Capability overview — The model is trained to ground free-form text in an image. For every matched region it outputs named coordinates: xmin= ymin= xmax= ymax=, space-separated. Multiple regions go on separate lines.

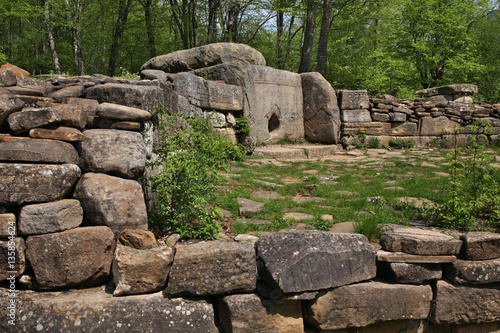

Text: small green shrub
xmin=389 ymin=137 xmax=415 ymax=149
xmin=234 ymin=116 xmax=252 ymax=134
xmin=310 ymin=215 xmax=333 ymax=231
xmin=147 ymin=108 xmax=247 ymax=239
xmin=367 ymin=137 xmax=380 ymax=149
xmin=354 ymin=216 xmax=383 ymax=242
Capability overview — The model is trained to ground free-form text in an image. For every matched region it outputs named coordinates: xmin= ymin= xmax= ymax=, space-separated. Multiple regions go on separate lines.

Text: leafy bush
xmin=367 ymin=137 xmax=380 ymax=149
xmin=310 ymin=215 xmax=333 ymax=231
xmin=234 ymin=116 xmax=252 ymax=134
xmin=0 ymin=51 xmax=6 ymax=65
xmin=147 ymin=108 xmax=247 ymax=239
xmin=389 ymin=137 xmax=415 ymax=149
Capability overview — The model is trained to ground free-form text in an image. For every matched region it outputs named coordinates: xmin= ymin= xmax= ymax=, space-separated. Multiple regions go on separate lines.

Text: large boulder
xmin=304 ymin=281 xmax=432 ymax=330
xmin=341 ymin=109 xmax=372 ymax=122
xmin=96 ymin=102 xmax=152 ymax=122
xmin=255 ymin=230 xmax=376 ymax=294
xmin=7 ymin=107 xmax=61 ymax=134
xmin=0 ymin=163 xmax=81 ymax=205
xmin=444 ymin=259 xmax=500 ymax=285
xmin=25 ymin=226 xmax=115 ymax=290
xmin=300 ymin=72 xmax=340 ymax=144
xmin=0 ymin=88 xmax=24 ymax=129
xmin=73 ymin=173 xmax=148 ymax=233
xmin=47 ymin=84 xmax=84 ymax=100
xmin=18 ymin=199 xmax=83 ymax=235
xmin=218 ymin=293 xmax=303 ymax=333
xmin=338 ymin=90 xmax=370 ymax=110
xmin=0 ymin=237 xmax=25 ymax=280
xmin=2 ymin=288 xmax=218 ymax=332
xmin=0 ymin=138 xmax=79 ymax=164
xmin=49 ymin=103 xmax=87 ymax=129
xmin=419 ymin=116 xmax=460 ymax=136
xmin=79 ymin=129 xmax=146 ymax=179
xmin=0 ymin=63 xmax=30 ymax=78
xmin=416 ymin=84 xmax=478 ymax=97
xmin=165 ymin=241 xmax=257 ymax=296
xmin=29 ymin=126 xmax=84 ymax=142
xmin=112 ymin=244 xmax=174 ymax=296
xmin=0 ymin=68 xmax=17 ymax=87
xmin=141 ymin=42 xmax=266 ymax=72
xmin=118 ymin=228 xmax=158 ymax=249
xmin=378 ymin=262 xmax=442 ymax=284
xmin=460 ymin=231 xmax=500 ymax=260
xmin=432 ymin=280 xmax=500 ymax=324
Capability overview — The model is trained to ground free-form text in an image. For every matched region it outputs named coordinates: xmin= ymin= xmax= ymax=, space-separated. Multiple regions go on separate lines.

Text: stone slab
xmin=377 ymin=250 xmax=457 ymax=263
xmin=237 ymin=198 xmax=264 ymax=217
xmin=7 ymin=107 xmax=61 ymax=133
xmin=0 ymin=213 xmax=16 ymax=237
xmin=339 ymin=90 xmax=370 ymax=110
xmin=0 ymin=237 xmax=25 ymax=280
xmin=0 ymin=138 xmax=79 ymax=164
xmin=444 ymin=259 xmax=500 ymax=285
xmin=29 ymin=126 xmax=84 ymax=142
xmin=378 ymin=261 xmax=442 ymax=284
xmin=460 ymin=231 xmax=500 ymax=260
xmin=96 ymin=102 xmax=152 ymax=122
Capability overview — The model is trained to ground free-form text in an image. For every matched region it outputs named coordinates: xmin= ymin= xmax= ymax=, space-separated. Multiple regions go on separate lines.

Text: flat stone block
xmin=0 ymin=237 xmax=25 ymax=280
xmin=7 ymin=107 xmax=61 ymax=133
xmin=444 ymin=259 xmax=500 ymax=285
xmin=0 ymin=213 xmax=16 ymax=237
xmin=460 ymin=231 xmax=500 ymax=260
xmin=377 ymin=250 xmax=457 ymax=263
xmin=378 ymin=261 xmax=442 ymax=284
xmin=0 ymin=138 xmax=79 ymax=164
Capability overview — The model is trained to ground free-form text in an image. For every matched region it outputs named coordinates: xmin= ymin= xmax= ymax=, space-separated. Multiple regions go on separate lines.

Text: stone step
xmin=253 ymin=144 xmax=340 ymax=159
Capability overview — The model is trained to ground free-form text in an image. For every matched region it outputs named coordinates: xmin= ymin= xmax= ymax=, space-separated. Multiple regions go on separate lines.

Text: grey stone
xmin=47 ymin=84 xmax=84 ymax=100
xmin=380 ymin=227 xmax=462 ymax=256
xmin=420 ymin=116 xmax=460 ymax=136
xmin=118 ymin=228 xmax=158 ymax=249
xmin=0 ymin=68 xmax=17 ymax=86
xmin=79 ymin=129 xmax=146 ymax=179
xmin=0 ymin=213 xmax=16 ymax=237
xmin=304 ymin=281 xmax=432 ymax=330
xmin=206 ymin=79 xmax=243 ymax=111
xmin=25 ymin=226 xmax=115 ymax=290
xmin=391 ymin=122 xmax=418 ymax=136
xmin=0 ymin=138 xmax=79 ymax=164
xmin=256 ymin=230 xmax=376 ymax=293
xmin=73 ymin=173 xmax=148 ymax=233
xmin=112 ymin=244 xmax=174 ymax=296
xmin=218 ymin=293 xmax=303 ymax=333
xmin=7 ymin=107 xmax=61 ymax=133
xmin=390 ymin=112 xmax=407 ymax=122
xmin=341 ymin=109 xmax=372 ymax=122
xmin=416 ymin=84 xmax=478 ymax=97
xmin=377 ymin=250 xmax=457 ymax=263
xmin=460 ymin=231 xmax=500 ymax=260
xmin=96 ymin=102 xmax=152 ymax=122
xmin=300 ymin=72 xmax=341 ymax=144
xmin=237 ymin=198 xmax=264 ymax=217
xmin=5 ymin=85 xmax=46 ymax=96
xmin=444 ymin=259 xmax=500 ymax=284
xmin=49 ymin=103 xmax=87 ymax=129
xmin=207 ymin=111 xmax=226 ymax=127
xmin=62 ymin=97 xmax=99 ymax=124
xmin=29 ymin=126 xmax=84 ymax=142
xmin=0 ymin=237 xmax=25 ymax=280
xmin=0 ymin=163 xmax=81 ymax=205
xmin=18 ymin=199 xmax=82 ymax=235
xmin=378 ymin=262 xmax=442 ymax=284
xmin=141 ymin=42 xmax=266 ymax=72
xmin=432 ymin=280 xmax=500 ymax=324
xmin=2 ymin=288 xmax=218 ymax=332
xmin=339 ymin=90 xmax=370 ymax=109
xmin=165 ymin=241 xmax=257 ymax=296
xmin=0 ymin=88 xmax=24 ymax=129
xmin=372 ymin=112 xmax=390 ymax=122
xmin=140 ymin=69 xmax=168 ymax=81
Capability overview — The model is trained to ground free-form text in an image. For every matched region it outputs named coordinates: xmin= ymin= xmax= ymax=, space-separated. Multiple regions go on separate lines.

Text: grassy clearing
xmin=216 ymin=147 xmax=500 ymax=241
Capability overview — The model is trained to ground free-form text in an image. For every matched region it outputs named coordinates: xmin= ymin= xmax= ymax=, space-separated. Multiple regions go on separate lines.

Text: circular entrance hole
xmin=268 ymin=114 xmax=280 ymax=133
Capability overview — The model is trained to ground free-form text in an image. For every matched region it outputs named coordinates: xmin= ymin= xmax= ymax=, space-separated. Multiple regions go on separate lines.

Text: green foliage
xmin=354 ymin=216 xmax=383 ymax=242
xmin=148 ymin=107 xmax=246 ymax=239
xmin=234 ymin=116 xmax=252 ymax=134
xmin=425 ymin=121 xmax=500 ymax=230
xmin=310 ymin=215 xmax=333 ymax=231
xmin=0 ymin=51 xmax=6 ymax=65
xmin=389 ymin=138 xmax=415 ymax=149
xmin=367 ymin=137 xmax=381 ymax=149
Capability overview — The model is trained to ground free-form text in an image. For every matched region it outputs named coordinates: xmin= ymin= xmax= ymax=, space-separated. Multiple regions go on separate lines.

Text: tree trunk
xmin=191 ymin=0 xmax=198 ymax=47
xmin=208 ymin=0 xmax=220 ymax=43
xmin=284 ymin=15 xmax=298 ymax=70
xmin=63 ymin=0 xmax=85 ymax=75
xmin=298 ymin=0 xmax=317 ymax=73
xmin=276 ymin=8 xmax=284 ymax=69
xmin=107 ymin=0 xmax=133 ymax=76
xmin=42 ymin=0 xmax=61 ymax=74
xmin=169 ymin=0 xmax=189 ymax=49
xmin=139 ymin=0 xmax=157 ymax=59
xmin=316 ymin=0 xmax=333 ymax=76
xmin=224 ymin=0 xmax=241 ymax=42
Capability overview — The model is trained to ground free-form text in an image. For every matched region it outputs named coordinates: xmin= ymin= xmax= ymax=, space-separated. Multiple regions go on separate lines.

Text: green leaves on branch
xmin=147 ymin=108 xmax=246 ymax=240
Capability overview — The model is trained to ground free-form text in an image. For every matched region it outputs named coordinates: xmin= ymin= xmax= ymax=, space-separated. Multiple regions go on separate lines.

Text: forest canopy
xmin=1 ymin=0 xmax=499 ymax=102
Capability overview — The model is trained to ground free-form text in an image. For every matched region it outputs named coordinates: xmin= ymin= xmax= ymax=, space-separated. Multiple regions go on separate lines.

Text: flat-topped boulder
xmin=379 ymin=227 xmax=462 ymax=256
xmin=0 ymin=138 xmax=79 ymax=164
xmin=256 ymin=230 xmax=376 ymax=293
xmin=165 ymin=241 xmax=257 ymax=296
xmin=460 ymin=231 xmax=500 ymax=260
xmin=25 ymin=226 xmax=115 ymax=290
xmin=96 ymin=102 xmax=152 ymax=122
xmin=1 ymin=288 xmax=218 ymax=332
xmin=304 ymin=281 xmax=432 ymax=330
xmin=237 ymin=198 xmax=264 ymax=216
xmin=47 ymin=84 xmax=84 ymax=100
xmin=444 ymin=259 xmax=500 ymax=285
xmin=378 ymin=262 xmax=442 ymax=284
xmin=7 ymin=107 xmax=61 ymax=133
xmin=338 ymin=90 xmax=370 ymax=110
xmin=416 ymin=84 xmax=478 ymax=97
xmin=0 ymin=163 xmax=81 ymax=205
xmin=420 ymin=116 xmax=460 ymax=136
xmin=141 ymin=42 xmax=266 ymax=73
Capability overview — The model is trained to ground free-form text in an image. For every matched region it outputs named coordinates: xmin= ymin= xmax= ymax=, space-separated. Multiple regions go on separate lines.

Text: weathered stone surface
xmin=432 ymin=280 xmax=500 ymax=324
xmin=0 ymin=237 xmax=25 ymax=280
xmin=0 ymin=68 xmax=17 ymax=86
xmin=79 ymin=129 xmax=146 ymax=179
xmin=380 ymin=227 xmax=462 ymax=256
xmin=15 ymin=95 xmax=53 ymax=108
xmin=391 ymin=122 xmax=418 ymax=136
xmin=25 ymin=226 xmax=115 ymax=289
xmin=300 ymin=72 xmax=341 ymax=144
xmin=218 ymin=293 xmax=303 ymax=333
xmin=256 ymin=230 xmax=376 ymax=293
xmin=238 ymin=198 xmax=264 ymax=216
xmin=62 ymin=97 xmax=99 ymax=123
xmin=96 ymin=102 xmax=151 ymax=122
xmin=165 ymin=241 xmax=257 ymax=296
xmin=0 ymin=163 xmax=81 ymax=205
xmin=460 ymin=231 xmax=500 ymax=260
xmin=141 ymin=42 xmax=266 ymax=72
xmin=5 ymin=85 xmax=46 ymax=96
xmin=444 ymin=259 xmax=500 ymax=285
xmin=73 ymin=173 xmax=148 ymax=233
xmin=0 ymin=88 xmax=24 ymax=128
xmin=0 ymin=213 xmax=16 ymax=237
xmin=420 ymin=116 xmax=460 ymax=136
xmin=304 ymin=281 xmax=432 ymax=330
xmin=372 ymin=112 xmax=390 ymax=122
xmin=341 ymin=109 xmax=372 ymax=122
xmin=416 ymin=84 xmax=478 ymax=97
xmin=47 ymin=84 xmax=84 ymax=100
xmin=7 ymin=107 xmax=61 ymax=133
xmin=390 ymin=112 xmax=407 ymax=122
xmin=378 ymin=262 xmax=442 ymax=284
xmin=0 ymin=138 xmax=79 ymax=164
xmin=85 ymin=81 xmax=178 ymax=112
xmin=342 ymin=122 xmax=391 ymax=135
xmin=2 ymin=288 xmax=218 ymax=332
xmin=118 ymin=228 xmax=158 ymax=249
xmin=18 ymin=199 xmax=83 ymax=235
xmin=50 ymin=103 xmax=87 ymax=129
xmin=377 ymin=250 xmax=457 ymax=263
xmin=339 ymin=90 xmax=370 ymax=110
xmin=91 ymin=118 xmax=143 ymax=131
xmin=112 ymin=244 xmax=174 ymax=296
xmin=29 ymin=126 xmax=84 ymax=142
xmin=140 ymin=69 xmax=168 ymax=81
xmin=0 ymin=63 xmax=30 ymax=78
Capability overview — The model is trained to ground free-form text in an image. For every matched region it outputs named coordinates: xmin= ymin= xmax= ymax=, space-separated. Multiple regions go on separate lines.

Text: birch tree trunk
xmin=42 ymin=0 xmax=61 ymax=74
